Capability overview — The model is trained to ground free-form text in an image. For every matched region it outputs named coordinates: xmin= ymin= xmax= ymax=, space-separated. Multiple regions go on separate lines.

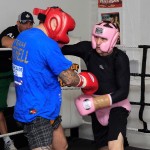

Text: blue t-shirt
xmin=12 ymin=28 xmax=72 ymax=123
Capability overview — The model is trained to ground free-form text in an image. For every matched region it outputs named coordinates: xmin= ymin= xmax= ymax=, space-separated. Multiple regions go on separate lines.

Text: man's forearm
xmin=1 ymin=36 xmax=15 ymax=48
xmin=59 ymin=69 xmax=79 ymax=87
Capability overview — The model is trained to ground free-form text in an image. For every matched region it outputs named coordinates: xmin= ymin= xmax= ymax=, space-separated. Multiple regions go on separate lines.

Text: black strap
xmin=139 ymin=45 xmax=147 ymax=132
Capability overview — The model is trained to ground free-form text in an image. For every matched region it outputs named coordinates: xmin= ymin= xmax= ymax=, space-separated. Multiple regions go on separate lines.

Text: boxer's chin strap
xmin=93 ymin=94 xmax=112 ymax=110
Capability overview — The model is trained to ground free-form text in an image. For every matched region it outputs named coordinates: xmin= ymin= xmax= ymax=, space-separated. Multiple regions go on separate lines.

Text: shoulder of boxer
xmin=110 ymin=49 xmax=130 ymax=104
xmin=113 ymin=48 xmax=130 ymax=80
xmin=1 ymin=25 xmax=18 ymax=38
xmin=115 ymin=49 xmax=130 ymax=68
xmin=0 ymin=26 xmax=18 ymax=48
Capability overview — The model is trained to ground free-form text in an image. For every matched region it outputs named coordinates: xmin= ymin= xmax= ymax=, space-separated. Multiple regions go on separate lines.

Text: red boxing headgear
xmin=92 ymin=21 xmax=119 ymax=53
xmin=33 ymin=7 xmax=75 ymax=44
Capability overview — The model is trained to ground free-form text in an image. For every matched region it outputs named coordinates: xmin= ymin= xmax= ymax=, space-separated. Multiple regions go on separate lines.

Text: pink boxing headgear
xmin=33 ymin=6 xmax=75 ymax=44
xmin=92 ymin=21 xmax=119 ymax=53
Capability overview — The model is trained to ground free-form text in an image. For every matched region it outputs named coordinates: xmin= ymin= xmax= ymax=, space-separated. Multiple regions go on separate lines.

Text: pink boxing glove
xmin=75 ymin=94 xmax=95 ymax=116
xmin=75 ymin=94 xmax=112 ymax=116
xmin=76 ymin=72 xmax=98 ymax=95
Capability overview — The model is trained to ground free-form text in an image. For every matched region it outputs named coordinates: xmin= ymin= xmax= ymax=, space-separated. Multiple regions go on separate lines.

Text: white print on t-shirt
xmin=13 ymin=63 xmax=23 ymax=77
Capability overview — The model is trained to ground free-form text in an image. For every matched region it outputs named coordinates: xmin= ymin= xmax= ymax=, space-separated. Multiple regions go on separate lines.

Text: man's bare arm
xmin=59 ymin=68 xmax=99 ymax=95
xmin=1 ymin=36 xmax=15 ymax=48
xmin=59 ymin=69 xmax=80 ymax=87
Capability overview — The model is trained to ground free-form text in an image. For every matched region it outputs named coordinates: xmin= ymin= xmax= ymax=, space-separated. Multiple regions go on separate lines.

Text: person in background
xmin=61 ymin=21 xmax=131 ymax=150
xmin=12 ymin=7 xmax=98 ymax=150
xmin=0 ymin=11 xmax=34 ymax=150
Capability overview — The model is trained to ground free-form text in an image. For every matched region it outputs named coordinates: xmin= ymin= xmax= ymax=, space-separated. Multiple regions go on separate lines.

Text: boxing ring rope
xmin=1 ymin=46 xmax=150 ymax=139
xmin=0 ymin=130 xmax=24 ymax=138
xmin=0 ymin=48 xmax=21 ymax=138
xmin=117 ymin=45 xmax=150 ymax=133
xmin=81 ymin=121 xmax=149 ymax=133
xmin=0 ymin=48 xmax=12 ymax=51
xmin=0 ymin=123 xmax=144 ymax=138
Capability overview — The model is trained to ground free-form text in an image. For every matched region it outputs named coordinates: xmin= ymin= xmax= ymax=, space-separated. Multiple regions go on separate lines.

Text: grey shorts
xmin=23 ymin=116 xmax=61 ymax=149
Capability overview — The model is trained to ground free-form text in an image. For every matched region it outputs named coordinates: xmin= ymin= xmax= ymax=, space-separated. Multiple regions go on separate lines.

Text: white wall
xmin=140 ymin=0 xmax=150 ymax=45
xmin=0 ymin=0 xmax=98 ymax=41
xmin=122 ymin=0 xmax=141 ymax=46
xmin=124 ymin=0 xmax=150 ymax=46
xmin=1 ymin=0 xmax=150 ymax=47
xmin=98 ymin=0 xmax=150 ymax=47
